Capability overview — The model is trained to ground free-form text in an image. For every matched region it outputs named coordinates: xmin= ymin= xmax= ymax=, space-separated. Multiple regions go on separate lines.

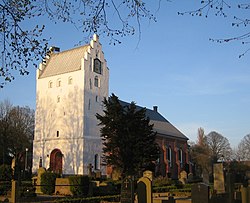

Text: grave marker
xmin=121 ymin=176 xmax=134 ymax=203
xmin=191 ymin=183 xmax=209 ymax=203
xmin=179 ymin=170 xmax=187 ymax=184
xmin=213 ymin=163 xmax=225 ymax=194
xmin=137 ymin=176 xmax=152 ymax=203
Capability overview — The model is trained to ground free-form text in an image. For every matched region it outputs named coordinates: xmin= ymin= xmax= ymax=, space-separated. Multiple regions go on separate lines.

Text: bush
xmin=68 ymin=175 xmax=90 ymax=196
xmin=41 ymin=171 xmax=59 ymax=195
xmin=0 ymin=164 xmax=12 ymax=181
xmin=0 ymin=181 xmax=11 ymax=195
xmin=55 ymin=195 xmax=120 ymax=203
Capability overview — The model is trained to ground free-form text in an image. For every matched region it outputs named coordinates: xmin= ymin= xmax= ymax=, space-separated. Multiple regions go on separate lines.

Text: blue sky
xmin=0 ymin=1 xmax=249 ymax=147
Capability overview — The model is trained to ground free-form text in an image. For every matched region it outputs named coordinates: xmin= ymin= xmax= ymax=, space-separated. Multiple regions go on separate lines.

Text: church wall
xmin=33 ymin=68 xmax=85 ymax=174
xmin=33 ymin=34 xmax=109 ymax=175
xmin=81 ymin=37 xmax=109 ymax=174
xmin=155 ymin=136 xmax=190 ymax=179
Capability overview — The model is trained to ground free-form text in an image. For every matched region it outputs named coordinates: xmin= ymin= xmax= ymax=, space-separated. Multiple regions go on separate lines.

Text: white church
xmin=32 ymin=34 xmax=109 ymax=175
xmin=32 ymin=34 xmax=190 ymax=178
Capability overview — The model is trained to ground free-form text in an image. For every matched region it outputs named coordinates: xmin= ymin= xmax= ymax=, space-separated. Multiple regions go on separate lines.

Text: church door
xmin=50 ymin=149 xmax=63 ymax=174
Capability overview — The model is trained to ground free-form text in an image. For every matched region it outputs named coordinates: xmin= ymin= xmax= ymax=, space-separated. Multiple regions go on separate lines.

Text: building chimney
xmin=153 ymin=106 xmax=158 ymax=112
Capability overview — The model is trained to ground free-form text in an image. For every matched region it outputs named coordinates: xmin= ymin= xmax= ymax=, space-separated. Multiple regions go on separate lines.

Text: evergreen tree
xmin=96 ymin=94 xmax=160 ymax=177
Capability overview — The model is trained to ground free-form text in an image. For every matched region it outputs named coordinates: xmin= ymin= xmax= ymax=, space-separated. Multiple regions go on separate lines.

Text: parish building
xmin=32 ymin=34 xmax=190 ymax=179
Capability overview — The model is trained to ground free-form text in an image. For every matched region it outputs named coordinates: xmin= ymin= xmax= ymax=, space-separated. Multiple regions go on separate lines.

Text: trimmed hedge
xmin=54 ymin=195 xmax=120 ymax=203
xmin=68 ymin=175 xmax=90 ymax=196
xmin=0 ymin=164 xmax=12 ymax=181
xmin=41 ymin=171 xmax=59 ymax=195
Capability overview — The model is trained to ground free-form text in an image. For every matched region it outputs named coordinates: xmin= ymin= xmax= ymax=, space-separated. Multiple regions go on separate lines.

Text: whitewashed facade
xmin=32 ymin=34 xmax=109 ymax=175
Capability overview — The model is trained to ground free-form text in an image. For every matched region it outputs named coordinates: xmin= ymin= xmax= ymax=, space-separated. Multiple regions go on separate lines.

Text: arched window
xmin=94 ymin=154 xmax=100 ymax=170
xmin=93 ymin=58 xmax=102 ymax=74
xmin=57 ymin=79 xmax=61 ymax=87
xmin=68 ymin=77 xmax=73 ymax=85
xmin=48 ymin=81 xmax=53 ymax=88
xmin=178 ymin=148 xmax=183 ymax=167
xmin=167 ymin=146 xmax=172 ymax=167
xmin=94 ymin=76 xmax=99 ymax=87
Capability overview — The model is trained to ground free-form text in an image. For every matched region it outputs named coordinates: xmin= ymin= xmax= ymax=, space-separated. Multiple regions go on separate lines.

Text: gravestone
xmin=143 ymin=170 xmax=153 ymax=181
xmin=188 ymin=173 xmax=194 ymax=182
xmin=121 ymin=176 xmax=135 ymax=203
xmin=35 ymin=167 xmax=46 ymax=194
xmin=191 ymin=183 xmax=209 ymax=203
xmin=179 ymin=170 xmax=187 ymax=184
xmin=213 ymin=163 xmax=225 ymax=194
xmin=225 ymin=173 xmax=235 ymax=203
xmin=137 ymin=176 xmax=152 ymax=203
xmin=55 ymin=178 xmax=72 ymax=196
xmin=87 ymin=163 xmax=93 ymax=177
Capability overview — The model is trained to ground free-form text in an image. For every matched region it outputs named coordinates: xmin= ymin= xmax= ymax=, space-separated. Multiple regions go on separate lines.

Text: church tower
xmin=32 ymin=34 xmax=109 ymax=175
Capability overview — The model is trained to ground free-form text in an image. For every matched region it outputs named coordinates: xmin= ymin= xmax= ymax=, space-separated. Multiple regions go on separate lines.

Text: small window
xmin=167 ymin=146 xmax=172 ymax=167
xmin=93 ymin=58 xmax=102 ymax=74
xmin=56 ymin=131 xmax=59 ymax=137
xmin=178 ymin=148 xmax=183 ymax=164
xmin=68 ymin=77 xmax=73 ymax=85
xmin=96 ymin=96 xmax=98 ymax=102
xmin=57 ymin=96 xmax=60 ymax=103
xmin=94 ymin=76 xmax=99 ymax=87
xmin=48 ymin=81 xmax=53 ymax=88
xmin=88 ymin=99 xmax=91 ymax=110
xmin=94 ymin=154 xmax=100 ymax=170
xmin=57 ymin=79 xmax=61 ymax=87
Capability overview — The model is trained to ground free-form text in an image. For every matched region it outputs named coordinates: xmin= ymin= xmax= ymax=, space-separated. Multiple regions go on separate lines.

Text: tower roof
xmin=39 ymin=45 xmax=88 ymax=78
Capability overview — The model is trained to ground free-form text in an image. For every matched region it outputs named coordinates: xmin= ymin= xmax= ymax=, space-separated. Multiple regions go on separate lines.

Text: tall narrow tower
xmin=32 ymin=34 xmax=109 ymax=175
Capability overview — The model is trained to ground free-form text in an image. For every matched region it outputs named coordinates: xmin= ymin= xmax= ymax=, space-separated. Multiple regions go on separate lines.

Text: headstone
xmin=137 ymin=176 xmax=152 ymax=203
xmin=121 ymin=176 xmax=135 ymax=203
xmin=225 ymin=173 xmax=235 ymax=203
xmin=35 ymin=167 xmax=46 ymax=194
xmin=179 ymin=170 xmax=187 ymax=184
xmin=55 ymin=178 xmax=72 ymax=196
xmin=87 ymin=163 xmax=93 ymax=177
xmin=143 ymin=170 xmax=153 ymax=181
xmin=188 ymin=173 xmax=193 ymax=182
xmin=241 ymin=185 xmax=250 ymax=203
xmin=213 ymin=163 xmax=225 ymax=194
xmin=191 ymin=183 xmax=209 ymax=203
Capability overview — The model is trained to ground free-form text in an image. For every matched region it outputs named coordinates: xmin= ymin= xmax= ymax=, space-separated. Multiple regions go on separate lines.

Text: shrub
xmin=55 ymin=195 xmax=120 ymax=203
xmin=0 ymin=181 xmax=11 ymax=195
xmin=41 ymin=171 xmax=59 ymax=195
xmin=0 ymin=164 xmax=12 ymax=181
xmin=68 ymin=175 xmax=90 ymax=196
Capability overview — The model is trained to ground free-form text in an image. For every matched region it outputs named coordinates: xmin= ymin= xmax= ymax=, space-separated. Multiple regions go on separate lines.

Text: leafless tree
xmin=178 ymin=1 xmax=250 ymax=58
xmin=0 ymin=100 xmax=34 ymax=165
xmin=206 ymin=131 xmax=232 ymax=163
xmin=0 ymin=0 xmax=157 ymax=87
xmin=235 ymin=134 xmax=250 ymax=161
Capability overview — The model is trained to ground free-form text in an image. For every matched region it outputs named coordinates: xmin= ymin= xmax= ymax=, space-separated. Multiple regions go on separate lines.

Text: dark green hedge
xmin=68 ymin=175 xmax=90 ymax=196
xmin=0 ymin=164 xmax=12 ymax=181
xmin=54 ymin=195 xmax=120 ymax=203
xmin=41 ymin=172 xmax=59 ymax=195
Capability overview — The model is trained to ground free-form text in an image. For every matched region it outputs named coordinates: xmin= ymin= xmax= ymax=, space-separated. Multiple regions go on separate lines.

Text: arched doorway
xmin=50 ymin=149 xmax=63 ymax=174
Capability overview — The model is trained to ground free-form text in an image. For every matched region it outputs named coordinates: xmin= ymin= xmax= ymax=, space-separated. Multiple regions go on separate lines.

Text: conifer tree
xmin=96 ymin=93 xmax=160 ymax=177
